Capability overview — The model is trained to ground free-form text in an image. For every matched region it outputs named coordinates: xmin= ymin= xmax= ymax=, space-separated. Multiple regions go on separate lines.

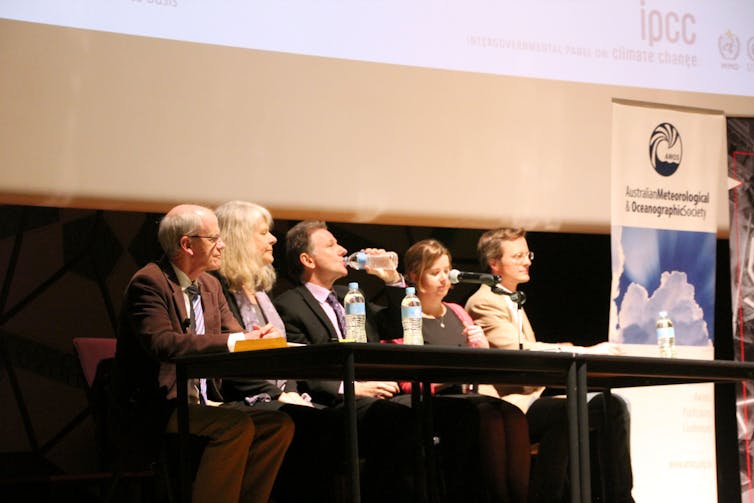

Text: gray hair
xmin=157 ymin=208 xmax=204 ymax=259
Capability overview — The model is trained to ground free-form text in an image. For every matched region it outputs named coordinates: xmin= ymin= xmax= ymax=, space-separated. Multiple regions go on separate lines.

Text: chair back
xmin=72 ymin=341 xmax=167 ymax=499
xmin=72 ymin=337 xmax=121 ymax=469
xmin=73 ymin=337 xmax=116 ymax=389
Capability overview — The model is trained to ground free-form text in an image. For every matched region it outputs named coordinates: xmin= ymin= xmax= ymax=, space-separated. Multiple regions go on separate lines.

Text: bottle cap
xmin=659 ymin=310 xmax=668 ymax=317
xmin=348 ymin=282 xmax=359 ymax=290
xmin=356 ymin=252 xmax=367 ymax=267
xmin=406 ymin=286 xmax=415 ymax=295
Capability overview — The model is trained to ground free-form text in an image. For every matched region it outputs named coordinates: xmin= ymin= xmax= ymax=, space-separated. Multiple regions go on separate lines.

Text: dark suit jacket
xmin=273 ymin=283 xmax=404 ymax=406
xmin=115 ymin=258 xmax=244 ymax=412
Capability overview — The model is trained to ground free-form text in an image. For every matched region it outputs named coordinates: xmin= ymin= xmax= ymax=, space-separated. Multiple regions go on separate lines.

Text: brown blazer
xmin=465 ymin=283 xmax=550 ymax=411
xmin=115 ymin=258 xmax=244 ymax=408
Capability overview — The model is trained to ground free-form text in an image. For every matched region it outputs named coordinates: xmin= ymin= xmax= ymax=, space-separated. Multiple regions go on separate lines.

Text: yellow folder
xmin=233 ymin=337 xmax=288 ymax=352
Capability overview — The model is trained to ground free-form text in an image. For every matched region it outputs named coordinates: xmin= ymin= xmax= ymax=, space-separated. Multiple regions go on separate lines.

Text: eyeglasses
xmin=509 ymin=251 xmax=534 ymax=263
xmin=187 ymin=235 xmax=222 ymax=245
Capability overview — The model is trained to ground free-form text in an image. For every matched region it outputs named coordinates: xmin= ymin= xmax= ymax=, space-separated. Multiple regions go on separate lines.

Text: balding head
xmin=159 ymin=205 xmax=213 ymax=259
xmin=158 ymin=204 xmax=224 ymax=279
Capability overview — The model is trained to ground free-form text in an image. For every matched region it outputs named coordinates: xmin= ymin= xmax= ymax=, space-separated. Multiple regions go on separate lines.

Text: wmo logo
xmin=649 ymin=123 xmax=682 ymax=177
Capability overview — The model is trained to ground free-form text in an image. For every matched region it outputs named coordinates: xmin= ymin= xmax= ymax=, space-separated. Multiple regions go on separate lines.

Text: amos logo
xmin=649 ymin=123 xmax=682 ymax=176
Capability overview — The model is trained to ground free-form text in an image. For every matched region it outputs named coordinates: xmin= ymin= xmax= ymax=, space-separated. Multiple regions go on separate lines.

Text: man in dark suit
xmin=274 ymin=220 xmax=405 ymax=404
xmin=273 ymin=220 xmax=415 ymax=502
xmin=115 ymin=204 xmax=293 ymax=503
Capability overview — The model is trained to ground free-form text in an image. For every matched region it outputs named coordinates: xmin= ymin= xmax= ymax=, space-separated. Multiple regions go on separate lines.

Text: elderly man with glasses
xmin=465 ymin=227 xmax=635 ymax=503
xmin=114 ymin=204 xmax=293 ymax=503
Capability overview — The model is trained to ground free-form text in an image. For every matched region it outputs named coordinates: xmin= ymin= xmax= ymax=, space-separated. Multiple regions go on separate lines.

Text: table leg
xmin=601 ymin=389 xmax=613 ymax=502
xmin=577 ymin=361 xmax=591 ymax=502
xmin=343 ymin=352 xmax=361 ymax=503
xmin=176 ymin=364 xmax=191 ymax=503
xmin=567 ymin=361 xmax=581 ymax=503
xmin=421 ymin=382 xmax=440 ymax=503
xmin=410 ymin=383 xmax=428 ymax=502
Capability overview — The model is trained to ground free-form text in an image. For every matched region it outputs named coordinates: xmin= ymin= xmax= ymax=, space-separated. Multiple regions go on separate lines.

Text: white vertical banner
xmin=610 ymin=100 xmax=726 ymax=502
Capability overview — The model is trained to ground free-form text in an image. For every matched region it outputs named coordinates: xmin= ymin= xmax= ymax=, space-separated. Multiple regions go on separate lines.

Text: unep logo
xmin=649 ymin=123 xmax=682 ymax=177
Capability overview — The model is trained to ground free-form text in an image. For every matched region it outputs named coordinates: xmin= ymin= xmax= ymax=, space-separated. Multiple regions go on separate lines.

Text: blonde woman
xmin=214 ymin=200 xmax=341 ymax=503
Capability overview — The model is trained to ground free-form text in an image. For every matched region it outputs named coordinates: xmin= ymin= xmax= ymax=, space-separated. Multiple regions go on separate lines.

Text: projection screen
xmin=1 ymin=1 xmax=753 ymax=233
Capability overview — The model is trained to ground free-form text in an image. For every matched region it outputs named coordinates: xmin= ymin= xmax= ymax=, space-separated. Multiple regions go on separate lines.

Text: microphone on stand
xmin=448 ymin=269 xmax=526 ymax=305
xmin=448 ymin=269 xmax=501 ymax=287
xmin=489 ymin=283 xmax=527 ymax=350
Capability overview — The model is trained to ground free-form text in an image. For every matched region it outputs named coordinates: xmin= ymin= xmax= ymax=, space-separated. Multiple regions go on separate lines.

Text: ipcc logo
xmin=649 ymin=123 xmax=682 ymax=177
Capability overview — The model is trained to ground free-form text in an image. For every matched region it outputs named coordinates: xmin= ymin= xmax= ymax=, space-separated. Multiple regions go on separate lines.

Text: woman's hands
xmin=465 ymin=323 xmax=489 ymax=348
xmin=355 ymin=381 xmax=400 ymax=399
xmin=246 ymin=323 xmax=285 ymax=340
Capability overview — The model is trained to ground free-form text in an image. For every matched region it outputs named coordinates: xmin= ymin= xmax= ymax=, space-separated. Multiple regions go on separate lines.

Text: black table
xmin=174 ymin=343 xmax=754 ymax=503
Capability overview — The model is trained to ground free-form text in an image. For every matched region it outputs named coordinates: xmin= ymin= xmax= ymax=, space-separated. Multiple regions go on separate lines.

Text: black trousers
xmin=264 ymin=401 xmax=344 ymax=502
xmin=250 ymin=396 xmax=418 ymax=503
xmin=526 ymin=393 xmax=634 ymax=503
xmin=392 ymin=393 xmax=486 ymax=503
xmin=351 ymin=396 xmax=417 ymax=503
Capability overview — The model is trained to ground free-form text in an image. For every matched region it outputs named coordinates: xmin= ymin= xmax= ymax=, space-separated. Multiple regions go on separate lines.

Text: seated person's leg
xmin=526 ymin=397 xmax=569 ymax=503
xmin=498 ymin=399 xmax=531 ymax=503
xmin=587 ymin=393 xmax=633 ymax=503
xmin=475 ymin=396 xmax=530 ymax=503
xmin=165 ymin=404 xmax=255 ymax=503
xmin=241 ymin=409 xmax=295 ymax=503
xmin=355 ymin=397 xmax=415 ymax=503
xmin=268 ymin=402 xmax=341 ymax=503
xmin=460 ymin=394 xmax=530 ymax=503
xmin=430 ymin=395 xmax=485 ymax=503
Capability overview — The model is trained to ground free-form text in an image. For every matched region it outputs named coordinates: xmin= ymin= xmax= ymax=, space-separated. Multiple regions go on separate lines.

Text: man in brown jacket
xmin=115 ymin=204 xmax=293 ymax=503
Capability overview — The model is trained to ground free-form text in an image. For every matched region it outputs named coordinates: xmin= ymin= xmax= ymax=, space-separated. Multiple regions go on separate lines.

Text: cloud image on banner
xmin=611 ymin=226 xmax=714 ymax=346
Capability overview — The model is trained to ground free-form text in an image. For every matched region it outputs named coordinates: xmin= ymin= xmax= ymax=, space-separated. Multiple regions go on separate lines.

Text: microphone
xmin=448 ymin=269 xmax=501 ymax=287
xmin=182 ymin=318 xmax=191 ymax=331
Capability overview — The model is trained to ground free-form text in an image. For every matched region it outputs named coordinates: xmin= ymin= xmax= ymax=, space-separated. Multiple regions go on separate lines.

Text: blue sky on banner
xmin=613 ymin=226 xmax=715 ymax=346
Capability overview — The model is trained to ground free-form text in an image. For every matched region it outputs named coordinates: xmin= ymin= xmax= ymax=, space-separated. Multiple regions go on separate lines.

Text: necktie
xmin=186 ymin=283 xmax=205 ymax=335
xmin=325 ymin=291 xmax=347 ymax=339
xmin=186 ymin=283 xmax=207 ymax=403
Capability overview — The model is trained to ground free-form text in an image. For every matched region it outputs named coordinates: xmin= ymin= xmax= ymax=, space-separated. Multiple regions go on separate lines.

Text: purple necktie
xmin=325 ymin=291 xmax=347 ymax=339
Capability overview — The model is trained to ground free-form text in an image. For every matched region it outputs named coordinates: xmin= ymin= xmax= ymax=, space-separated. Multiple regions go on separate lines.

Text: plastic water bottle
xmin=656 ymin=311 xmax=676 ymax=358
xmin=345 ymin=251 xmax=399 ymax=271
xmin=401 ymin=287 xmax=424 ymax=345
xmin=343 ymin=282 xmax=367 ymax=343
